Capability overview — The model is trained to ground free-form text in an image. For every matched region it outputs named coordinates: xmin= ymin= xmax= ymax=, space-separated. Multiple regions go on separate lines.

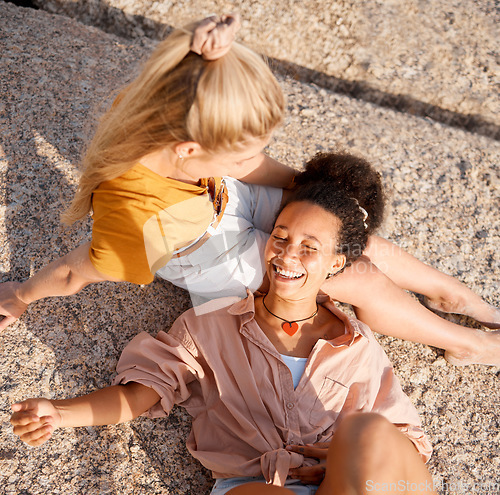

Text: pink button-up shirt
xmin=113 ymin=293 xmax=432 ymax=486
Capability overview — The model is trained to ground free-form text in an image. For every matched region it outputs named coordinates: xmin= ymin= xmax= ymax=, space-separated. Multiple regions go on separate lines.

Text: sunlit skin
xmin=263 ymin=201 xmax=346 ymax=308
xmin=140 ymin=136 xmax=272 ymax=184
xmin=255 ymin=201 xmax=347 ymax=358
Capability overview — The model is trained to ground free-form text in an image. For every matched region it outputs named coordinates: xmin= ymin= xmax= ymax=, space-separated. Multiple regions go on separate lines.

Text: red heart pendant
xmin=282 ymin=321 xmax=299 ymax=336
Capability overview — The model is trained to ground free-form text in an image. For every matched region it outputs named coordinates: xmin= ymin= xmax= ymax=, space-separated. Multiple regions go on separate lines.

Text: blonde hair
xmin=62 ymin=22 xmax=285 ymax=224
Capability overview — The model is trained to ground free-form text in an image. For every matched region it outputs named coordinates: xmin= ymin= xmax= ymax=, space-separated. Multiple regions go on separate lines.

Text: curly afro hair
xmin=281 ymin=152 xmax=386 ymax=267
xmin=295 ymin=152 xmax=385 ymax=234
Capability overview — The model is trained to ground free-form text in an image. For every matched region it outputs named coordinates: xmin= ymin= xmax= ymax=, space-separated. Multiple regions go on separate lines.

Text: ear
xmin=173 ymin=141 xmax=203 ymax=159
xmin=329 ymin=255 xmax=346 ymax=277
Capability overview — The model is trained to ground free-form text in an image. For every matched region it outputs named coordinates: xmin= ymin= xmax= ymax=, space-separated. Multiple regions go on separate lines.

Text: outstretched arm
xmin=10 ymin=383 xmax=160 ymax=447
xmin=0 ymin=242 xmax=121 ymax=331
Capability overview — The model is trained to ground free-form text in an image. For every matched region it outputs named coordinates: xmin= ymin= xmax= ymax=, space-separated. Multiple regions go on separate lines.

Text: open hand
xmin=11 ymin=399 xmax=62 ymax=446
xmin=286 ymin=442 xmax=330 ymax=485
xmin=0 ymin=282 xmax=29 ymax=331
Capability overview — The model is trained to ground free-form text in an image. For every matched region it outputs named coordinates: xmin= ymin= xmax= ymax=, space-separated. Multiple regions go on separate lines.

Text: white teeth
xmin=275 ymin=266 xmax=303 ymax=279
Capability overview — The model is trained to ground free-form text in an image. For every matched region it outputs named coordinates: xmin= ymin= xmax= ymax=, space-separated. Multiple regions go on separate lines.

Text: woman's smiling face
xmin=265 ymin=201 xmax=346 ymax=301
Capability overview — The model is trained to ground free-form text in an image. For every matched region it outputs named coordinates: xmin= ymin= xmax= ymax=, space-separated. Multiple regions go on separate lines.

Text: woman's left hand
xmin=286 ymin=442 xmax=330 ymax=485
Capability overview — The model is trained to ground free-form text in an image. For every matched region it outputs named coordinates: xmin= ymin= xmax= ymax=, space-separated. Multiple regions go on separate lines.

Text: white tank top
xmin=280 ymin=354 xmax=308 ymax=389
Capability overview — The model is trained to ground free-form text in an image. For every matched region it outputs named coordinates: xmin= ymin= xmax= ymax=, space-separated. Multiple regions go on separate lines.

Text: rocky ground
xmin=30 ymin=0 xmax=500 ymax=140
xmin=0 ymin=1 xmax=499 ymax=494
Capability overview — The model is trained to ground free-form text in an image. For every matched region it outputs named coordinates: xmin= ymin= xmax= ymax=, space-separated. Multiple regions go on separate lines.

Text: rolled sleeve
xmin=396 ymin=424 xmax=433 ymax=463
xmin=112 ymin=331 xmax=202 ymax=418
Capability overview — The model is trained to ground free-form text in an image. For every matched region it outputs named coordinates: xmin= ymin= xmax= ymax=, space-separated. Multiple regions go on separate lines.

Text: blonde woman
xmin=0 ymin=15 xmax=498 ymax=366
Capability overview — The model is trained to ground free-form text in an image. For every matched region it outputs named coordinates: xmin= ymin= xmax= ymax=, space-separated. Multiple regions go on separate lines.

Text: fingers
xmin=11 ymin=400 xmax=35 ymax=413
xmin=10 ymin=410 xmax=41 ymax=426
xmin=18 ymin=424 xmax=54 ymax=447
xmin=25 ymin=430 xmax=54 ymax=447
xmin=11 ymin=398 xmax=44 ymax=415
xmin=10 ymin=399 xmax=59 ymax=446
xmin=286 ymin=442 xmax=330 ymax=484
xmin=11 ymin=403 xmax=43 ymax=429
xmin=286 ymin=444 xmax=328 ymax=459
xmin=310 ymin=441 xmax=330 ymax=449
xmin=11 ymin=415 xmax=55 ymax=447
xmin=289 ymin=464 xmax=326 ymax=485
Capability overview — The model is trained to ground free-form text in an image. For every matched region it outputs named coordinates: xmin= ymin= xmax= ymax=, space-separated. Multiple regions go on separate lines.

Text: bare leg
xmin=364 ymin=236 xmax=500 ymax=329
xmin=322 ymin=257 xmax=500 ymax=366
xmin=316 ymin=413 xmax=436 ymax=495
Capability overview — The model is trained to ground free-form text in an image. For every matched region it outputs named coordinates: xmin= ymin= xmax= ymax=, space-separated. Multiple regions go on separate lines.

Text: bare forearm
xmin=10 ymin=383 xmax=161 ymax=446
xmin=54 ymin=384 xmax=160 ymax=428
xmin=16 ymin=242 xmax=114 ymax=305
xmin=0 ymin=242 xmax=120 ymax=331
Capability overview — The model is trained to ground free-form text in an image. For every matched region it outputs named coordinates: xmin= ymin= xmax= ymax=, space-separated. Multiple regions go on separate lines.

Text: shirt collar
xmin=227 ymin=289 xmax=256 ymax=314
xmin=227 ymin=291 xmax=370 ymax=346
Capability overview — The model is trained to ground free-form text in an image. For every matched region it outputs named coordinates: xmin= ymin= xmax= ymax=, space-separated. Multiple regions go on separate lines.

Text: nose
xmin=281 ymin=242 xmax=300 ymax=262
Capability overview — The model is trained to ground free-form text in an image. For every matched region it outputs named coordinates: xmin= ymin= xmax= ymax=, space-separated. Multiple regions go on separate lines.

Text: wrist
xmin=15 ymin=280 xmax=35 ymax=306
xmin=51 ymin=400 xmax=71 ymax=428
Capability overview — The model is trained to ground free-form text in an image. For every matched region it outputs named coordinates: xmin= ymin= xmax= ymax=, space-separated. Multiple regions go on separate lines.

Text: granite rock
xmin=0 ymin=1 xmax=499 ymax=494
xmin=31 ymin=0 xmax=500 ymax=138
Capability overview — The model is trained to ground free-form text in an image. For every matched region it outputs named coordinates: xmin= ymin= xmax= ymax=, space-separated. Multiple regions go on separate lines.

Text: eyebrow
xmin=273 ymin=225 xmax=322 ymax=244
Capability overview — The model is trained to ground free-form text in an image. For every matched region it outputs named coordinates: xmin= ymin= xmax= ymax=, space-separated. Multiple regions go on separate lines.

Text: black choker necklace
xmin=262 ymin=296 xmax=318 ymax=336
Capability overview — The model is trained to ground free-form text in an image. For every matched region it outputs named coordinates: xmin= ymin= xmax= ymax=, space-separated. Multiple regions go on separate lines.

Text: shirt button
xmin=286 ymin=402 xmax=294 ymax=409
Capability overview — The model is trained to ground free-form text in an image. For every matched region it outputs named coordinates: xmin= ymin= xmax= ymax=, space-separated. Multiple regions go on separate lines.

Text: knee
xmin=348 ymin=257 xmax=391 ymax=286
xmin=326 ymin=256 xmax=391 ymax=297
xmin=337 ymin=411 xmax=390 ymax=433
xmin=333 ymin=412 xmax=397 ymax=457
xmin=326 ymin=413 xmax=408 ymax=493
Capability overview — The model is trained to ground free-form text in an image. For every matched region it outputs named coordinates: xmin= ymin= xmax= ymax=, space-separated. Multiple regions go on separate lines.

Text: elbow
xmin=57 ymin=261 xmax=93 ymax=295
xmin=62 ymin=269 xmax=86 ymax=294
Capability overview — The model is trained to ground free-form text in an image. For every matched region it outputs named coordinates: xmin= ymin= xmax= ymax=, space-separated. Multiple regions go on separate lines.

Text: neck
xmin=260 ymin=292 xmax=318 ymax=323
xmin=140 ymin=148 xmax=197 ymax=184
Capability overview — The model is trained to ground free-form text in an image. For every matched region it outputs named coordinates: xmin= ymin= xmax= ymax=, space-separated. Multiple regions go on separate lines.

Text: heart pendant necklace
xmin=262 ymin=296 xmax=318 ymax=336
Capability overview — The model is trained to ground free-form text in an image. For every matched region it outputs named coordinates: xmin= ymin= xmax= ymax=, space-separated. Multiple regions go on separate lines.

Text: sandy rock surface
xmin=31 ymin=0 xmax=500 ymax=139
xmin=0 ymin=1 xmax=499 ymax=494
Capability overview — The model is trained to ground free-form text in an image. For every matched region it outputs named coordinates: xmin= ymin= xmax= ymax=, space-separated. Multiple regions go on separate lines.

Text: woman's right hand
xmin=286 ymin=442 xmax=330 ymax=485
xmin=0 ymin=281 xmax=29 ymax=331
xmin=10 ymin=399 xmax=63 ymax=447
